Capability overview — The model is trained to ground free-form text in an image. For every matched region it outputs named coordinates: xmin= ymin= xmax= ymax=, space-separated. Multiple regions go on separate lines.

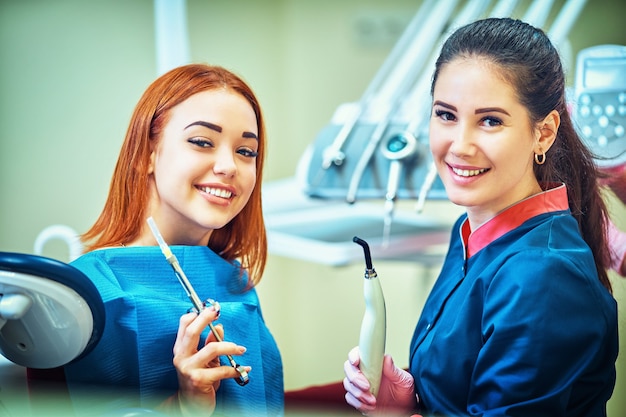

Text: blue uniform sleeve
xmin=469 ymin=249 xmax=617 ymax=416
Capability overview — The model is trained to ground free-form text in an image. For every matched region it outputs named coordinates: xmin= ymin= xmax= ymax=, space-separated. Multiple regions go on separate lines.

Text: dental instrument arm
xmin=318 ymin=0 xmax=440 ymax=174
xmin=372 ymin=0 xmax=488 ymax=223
xmin=344 ymin=0 xmax=460 ymax=205
xmin=147 ymin=217 xmax=249 ymax=386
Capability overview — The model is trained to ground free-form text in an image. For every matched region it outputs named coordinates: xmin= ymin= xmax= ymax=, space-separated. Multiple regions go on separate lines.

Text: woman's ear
xmin=535 ymin=109 xmax=560 ymax=154
xmin=148 ymin=150 xmax=156 ymax=175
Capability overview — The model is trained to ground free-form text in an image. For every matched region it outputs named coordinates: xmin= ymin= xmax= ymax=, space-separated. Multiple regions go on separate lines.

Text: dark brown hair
xmin=431 ymin=18 xmax=611 ymax=292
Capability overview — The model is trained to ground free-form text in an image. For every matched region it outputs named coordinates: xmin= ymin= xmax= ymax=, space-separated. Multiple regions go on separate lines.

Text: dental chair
xmin=0 ymin=252 xmax=173 ymax=417
xmin=0 ymin=251 xmax=105 ymax=416
xmin=0 ymin=251 xmax=105 ymax=370
xmin=0 ymin=251 xmax=353 ymax=416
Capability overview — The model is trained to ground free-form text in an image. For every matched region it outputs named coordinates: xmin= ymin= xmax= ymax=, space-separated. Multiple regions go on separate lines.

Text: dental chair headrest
xmin=0 ymin=251 xmax=104 ymax=369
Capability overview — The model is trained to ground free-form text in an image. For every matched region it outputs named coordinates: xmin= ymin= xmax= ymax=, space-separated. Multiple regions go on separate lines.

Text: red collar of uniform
xmin=461 ymin=183 xmax=569 ymax=258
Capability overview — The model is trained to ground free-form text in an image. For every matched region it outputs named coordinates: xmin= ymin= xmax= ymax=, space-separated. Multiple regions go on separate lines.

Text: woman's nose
xmin=212 ymin=149 xmax=237 ymax=177
xmin=449 ymin=124 xmax=475 ymax=157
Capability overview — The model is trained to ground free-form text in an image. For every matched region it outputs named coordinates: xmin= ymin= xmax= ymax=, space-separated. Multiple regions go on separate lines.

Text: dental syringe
xmin=146 ymin=217 xmax=249 ymax=386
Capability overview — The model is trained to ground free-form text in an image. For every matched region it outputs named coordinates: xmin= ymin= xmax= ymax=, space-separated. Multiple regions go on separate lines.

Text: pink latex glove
xmin=607 ymin=218 xmax=626 ymax=277
xmin=343 ymin=346 xmax=420 ymax=416
xmin=599 ymin=163 xmax=626 ymax=204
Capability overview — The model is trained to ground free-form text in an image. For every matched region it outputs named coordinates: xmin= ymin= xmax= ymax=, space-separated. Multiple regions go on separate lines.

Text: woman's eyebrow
xmin=185 ymin=120 xmax=222 ymax=132
xmin=434 ymin=101 xmax=510 ymax=117
xmin=433 ymin=100 xmax=456 ymax=111
xmin=185 ymin=120 xmax=257 ymax=139
xmin=476 ymin=107 xmax=510 ymax=116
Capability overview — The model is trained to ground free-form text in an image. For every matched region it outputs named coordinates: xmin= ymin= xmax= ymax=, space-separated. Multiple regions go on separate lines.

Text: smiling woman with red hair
xmin=60 ymin=64 xmax=283 ymax=417
xmin=82 ymin=64 xmax=268 ymax=285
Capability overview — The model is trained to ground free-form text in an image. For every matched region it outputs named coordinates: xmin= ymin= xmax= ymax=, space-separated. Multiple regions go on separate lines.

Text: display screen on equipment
xmin=583 ymin=58 xmax=626 ymax=90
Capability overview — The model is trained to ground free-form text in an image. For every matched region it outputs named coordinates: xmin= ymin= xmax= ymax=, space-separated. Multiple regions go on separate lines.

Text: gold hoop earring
xmin=534 ymin=151 xmax=546 ymax=165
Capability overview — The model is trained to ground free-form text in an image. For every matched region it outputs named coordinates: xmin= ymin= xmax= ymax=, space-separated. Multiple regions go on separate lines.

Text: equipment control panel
xmin=574 ymin=44 xmax=626 ymax=167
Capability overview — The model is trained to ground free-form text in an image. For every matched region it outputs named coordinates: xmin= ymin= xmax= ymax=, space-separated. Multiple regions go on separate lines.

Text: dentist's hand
xmin=343 ymin=346 xmax=420 ymax=416
xmin=172 ymin=306 xmax=250 ymax=416
xmin=607 ymin=218 xmax=626 ymax=277
xmin=599 ymin=164 xmax=626 ymax=204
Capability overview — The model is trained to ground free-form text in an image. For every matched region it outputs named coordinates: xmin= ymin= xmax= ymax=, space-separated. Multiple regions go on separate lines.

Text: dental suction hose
xmin=353 ymin=236 xmax=387 ymax=397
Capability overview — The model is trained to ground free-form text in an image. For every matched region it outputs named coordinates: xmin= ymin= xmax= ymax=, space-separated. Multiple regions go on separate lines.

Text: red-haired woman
xmin=63 ymin=64 xmax=283 ymax=417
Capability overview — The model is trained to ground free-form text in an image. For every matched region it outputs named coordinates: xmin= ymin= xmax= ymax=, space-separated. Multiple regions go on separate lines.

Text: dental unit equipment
xmin=353 ymin=236 xmax=386 ymax=396
xmin=343 ymin=0 xmax=459 ymax=205
xmin=377 ymin=0 xmax=490 ymax=243
xmin=319 ymin=0 xmax=441 ymax=177
xmin=146 ymin=217 xmax=249 ymax=386
xmin=380 ymin=132 xmax=421 ymax=246
xmin=298 ymin=0 xmax=589 ymax=220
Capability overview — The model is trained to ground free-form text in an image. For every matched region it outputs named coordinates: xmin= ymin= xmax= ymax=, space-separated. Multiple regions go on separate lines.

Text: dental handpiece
xmin=147 ymin=217 xmax=249 ymax=386
xmin=353 ymin=236 xmax=386 ymax=397
xmin=380 ymin=132 xmax=419 ymax=246
xmin=415 ymin=161 xmax=438 ymax=214
xmin=383 ymin=159 xmax=402 ymax=247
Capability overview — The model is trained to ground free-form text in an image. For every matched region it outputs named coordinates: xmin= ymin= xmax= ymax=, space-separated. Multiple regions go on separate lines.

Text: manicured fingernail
xmin=349 ymin=349 xmax=358 ymax=364
xmin=355 ymin=375 xmax=370 ymax=391
xmin=205 ymin=299 xmax=221 ymax=317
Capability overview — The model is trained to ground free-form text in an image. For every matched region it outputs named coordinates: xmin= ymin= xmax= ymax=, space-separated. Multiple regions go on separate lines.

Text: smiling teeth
xmin=201 ymin=187 xmax=232 ymax=198
xmin=452 ymin=167 xmax=487 ymax=177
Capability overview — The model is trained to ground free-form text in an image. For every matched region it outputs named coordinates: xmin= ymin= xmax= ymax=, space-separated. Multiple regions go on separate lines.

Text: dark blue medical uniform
xmin=410 ymin=184 xmax=618 ymax=416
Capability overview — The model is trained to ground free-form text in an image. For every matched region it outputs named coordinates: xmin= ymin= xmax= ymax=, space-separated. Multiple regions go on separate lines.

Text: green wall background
xmin=1 ymin=0 xmax=625 ymax=415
